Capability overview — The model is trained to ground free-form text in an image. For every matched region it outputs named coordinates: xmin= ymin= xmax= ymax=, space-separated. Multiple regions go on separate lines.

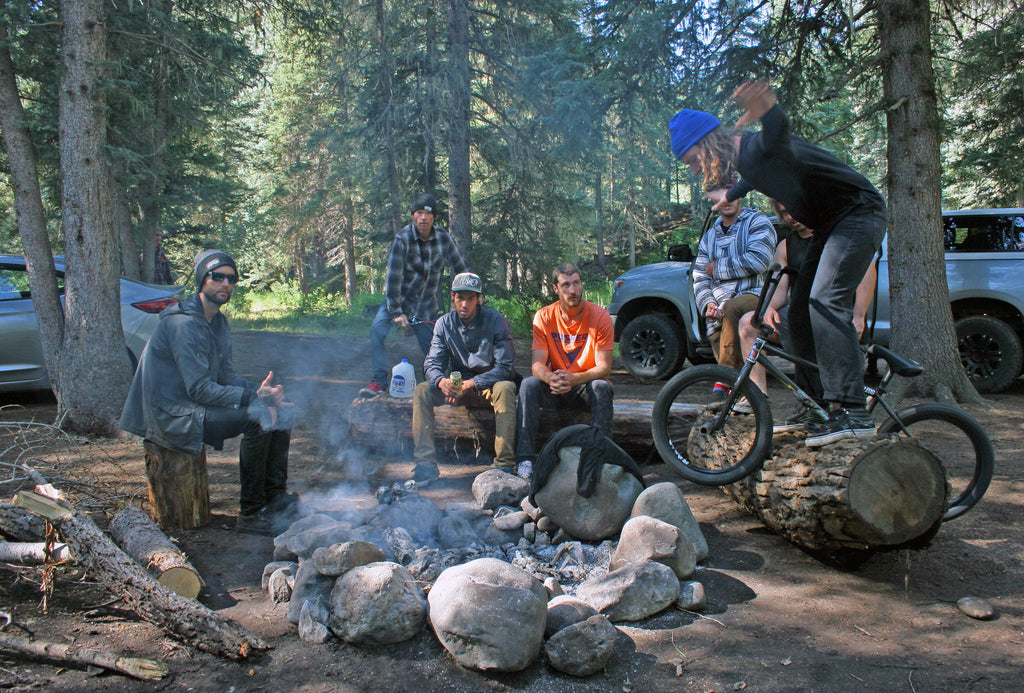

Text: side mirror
xmin=667 ymin=244 xmax=693 ymax=262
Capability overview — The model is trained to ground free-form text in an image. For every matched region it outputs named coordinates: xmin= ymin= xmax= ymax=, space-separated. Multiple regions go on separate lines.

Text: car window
xmin=0 ymin=266 xmax=65 ymax=300
xmin=944 ymin=214 xmax=1024 ymax=252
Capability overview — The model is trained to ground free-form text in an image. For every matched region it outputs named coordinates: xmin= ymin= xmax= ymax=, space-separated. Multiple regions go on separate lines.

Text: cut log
xmin=0 ymin=630 xmax=168 ymax=680
xmin=13 ymin=491 xmax=266 ymax=659
xmin=110 ymin=505 xmax=203 ymax=599
xmin=144 ymin=440 xmax=210 ymax=531
xmin=713 ymin=433 xmax=948 ymax=558
xmin=0 ymin=541 xmax=72 ymax=564
xmin=347 ymin=396 xmax=657 ymax=460
xmin=0 ymin=502 xmax=47 ymax=541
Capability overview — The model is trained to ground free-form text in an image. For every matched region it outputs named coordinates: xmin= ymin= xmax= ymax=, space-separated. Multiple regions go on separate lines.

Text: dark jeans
xmin=204 ymin=405 xmax=292 ymax=516
xmin=515 ymin=376 xmax=613 ymax=461
xmin=369 ymin=301 xmax=434 ymax=385
xmin=785 ymin=199 xmax=887 ymax=407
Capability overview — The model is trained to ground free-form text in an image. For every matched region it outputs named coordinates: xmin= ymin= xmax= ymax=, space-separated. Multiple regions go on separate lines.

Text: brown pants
xmin=412 ymin=379 xmax=517 ymax=467
xmin=709 ymin=293 xmax=760 ymax=371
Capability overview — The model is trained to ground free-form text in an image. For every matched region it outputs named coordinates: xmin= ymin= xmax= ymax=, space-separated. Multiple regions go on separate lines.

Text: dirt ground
xmin=1 ymin=329 xmax=1022 ymax=693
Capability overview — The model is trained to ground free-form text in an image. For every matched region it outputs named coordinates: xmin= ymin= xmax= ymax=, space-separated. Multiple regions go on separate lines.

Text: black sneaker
xmin=774 ymin=407 xmax=823 ymax=433
xmin=804 ymin=408 xmax=877 ymax=447
xmin=412 ymin=463 xmax=440 ymax=487
xmin=235 ymin=510 xmax=277 ymax=536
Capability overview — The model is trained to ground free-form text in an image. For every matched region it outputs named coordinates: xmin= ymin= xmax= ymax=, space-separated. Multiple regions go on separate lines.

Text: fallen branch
xmin=0 ymin=541 xmax=72 ymax=564
xmin=0 ymin=502 xmax=47 ymax=541
xmin=13 ymin=490 xmax=267 ymax=659
xmin=0 ymin=630 xmax=167 ymax=681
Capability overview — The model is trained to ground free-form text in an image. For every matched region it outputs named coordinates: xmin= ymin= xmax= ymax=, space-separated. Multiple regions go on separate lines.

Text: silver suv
xmin=608 ymin=208 xmax=1024 ymax=393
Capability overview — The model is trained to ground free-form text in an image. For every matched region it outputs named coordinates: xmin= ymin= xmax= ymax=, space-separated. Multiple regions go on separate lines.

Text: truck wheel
xmin=956 ymin=315 xmax=1023 ymax=393
xmin=620 ymin=314 xmax=683 ymax=380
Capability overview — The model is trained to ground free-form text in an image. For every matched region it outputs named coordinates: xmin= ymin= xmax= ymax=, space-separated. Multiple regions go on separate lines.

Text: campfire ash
xmin=263 ymin=456 xmax=709 ymax=676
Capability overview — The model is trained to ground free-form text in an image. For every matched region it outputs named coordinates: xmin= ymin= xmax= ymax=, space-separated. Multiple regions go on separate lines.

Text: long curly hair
xmin=695 ymin=127 xmax=740 ymax=192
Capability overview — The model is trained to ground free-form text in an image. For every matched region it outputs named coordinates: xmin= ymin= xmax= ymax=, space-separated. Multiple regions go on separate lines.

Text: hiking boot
xmin=411 ymin=463 xmax=440 ymax=487
xmin=235 ymin=510 xmax=277 ymax=536
xmin=517 ymin=460 xmax=534 ymax=481
xmin=359 ymin=382 xmax=386 ymax=398
xmin=774 ymin=407 xmax=823 ymax=433
xmin=804 ymin=408 xmax=877 ymax=447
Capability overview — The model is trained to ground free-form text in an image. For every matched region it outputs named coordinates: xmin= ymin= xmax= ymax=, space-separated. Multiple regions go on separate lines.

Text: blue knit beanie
xmin=668 ymin=109 xmax=721 ymax=159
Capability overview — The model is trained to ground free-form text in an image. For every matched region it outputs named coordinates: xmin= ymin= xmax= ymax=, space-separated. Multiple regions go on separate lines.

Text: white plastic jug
xmin=389 ymin=359 xmax=416 ymax=398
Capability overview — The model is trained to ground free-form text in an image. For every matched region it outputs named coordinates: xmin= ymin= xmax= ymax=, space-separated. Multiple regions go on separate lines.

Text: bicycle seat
xmin=866 ymin=344 xmax=924 ymax=377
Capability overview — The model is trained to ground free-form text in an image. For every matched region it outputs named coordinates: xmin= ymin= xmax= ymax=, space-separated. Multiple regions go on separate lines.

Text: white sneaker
xmin=517 ymin=460 xmax=533 ymax=481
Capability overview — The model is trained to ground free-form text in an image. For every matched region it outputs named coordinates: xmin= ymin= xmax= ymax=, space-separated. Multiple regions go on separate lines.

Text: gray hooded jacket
xmin=119 ymin=293 xmax=257 ymax=454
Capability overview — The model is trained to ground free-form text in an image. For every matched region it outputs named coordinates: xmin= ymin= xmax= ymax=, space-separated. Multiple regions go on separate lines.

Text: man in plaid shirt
xmin=692 ymin=185 xmax=776 ymax=374
xmin=363 ymin=193 xmax=469 ymax=395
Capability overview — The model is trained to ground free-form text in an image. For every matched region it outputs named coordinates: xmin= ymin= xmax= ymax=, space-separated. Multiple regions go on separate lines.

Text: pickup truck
xmin=607 ymin=208 xmax=1024 ymax=393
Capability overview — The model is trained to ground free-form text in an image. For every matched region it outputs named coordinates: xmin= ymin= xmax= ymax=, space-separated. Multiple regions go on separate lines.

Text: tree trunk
xmin=342 ymin=196 xmax=358 ymax=303
xmin=0 ymin=631 xmax=168 ymax=680
xmin=0 ymin=19 xmax=65 ymax=400
xmin=109 ymin=505 xmax=203 ymax=598
xmin=878 ymin=0 xmax=981 ymax=403
xmin=446 ymin=0 xmax=473 ymax=256
xmin=143 ymin=440 xmax=211 ymax=531
xmin=58 ymin=0 xmax=133 ymax=434
xmin=595 ymin=172 xmax=606 ymax=270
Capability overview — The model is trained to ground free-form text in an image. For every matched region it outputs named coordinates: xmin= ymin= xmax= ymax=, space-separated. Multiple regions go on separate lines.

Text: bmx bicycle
xmin=651 ymin=265 xmax=994 ymax=521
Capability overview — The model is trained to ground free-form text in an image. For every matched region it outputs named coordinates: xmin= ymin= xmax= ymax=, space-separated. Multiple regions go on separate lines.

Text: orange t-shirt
xmin=532 ymin=300 xmax=614 ymax=374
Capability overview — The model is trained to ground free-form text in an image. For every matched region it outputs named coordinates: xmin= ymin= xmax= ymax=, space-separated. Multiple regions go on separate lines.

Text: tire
xmin=956 ymin=315 xmax=1023 ymax=394
xmin=651 ymin=364 xmax=773 ymax=485
xmin=878 ymin=403 xmax=994 ymax=521
xmin=619 ymin=314 xmax=683 ymax=380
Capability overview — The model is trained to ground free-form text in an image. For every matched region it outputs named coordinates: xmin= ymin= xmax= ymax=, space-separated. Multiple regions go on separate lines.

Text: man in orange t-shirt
xmin=515 ymin=263 xmax=614 ymax=480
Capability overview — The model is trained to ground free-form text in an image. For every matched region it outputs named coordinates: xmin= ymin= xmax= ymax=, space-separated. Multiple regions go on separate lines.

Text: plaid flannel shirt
xmin=384 ymin=223 xmax=468 ymax=321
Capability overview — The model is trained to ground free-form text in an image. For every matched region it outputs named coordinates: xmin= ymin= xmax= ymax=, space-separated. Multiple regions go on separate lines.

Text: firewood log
xmin=0 ymin=541 xmax=72 ymax=564
xmin=0 ymin=502 xmax=47 ymax=541
xmin=143 ymin=440 xmax=211 ymax=530
xmin=0 ymin=630 xmax=167 ymax=680
xmin=109 ymin=505 xmax=203 ymax=599
xmin=13 ymin=491 xmax=266 ymax=659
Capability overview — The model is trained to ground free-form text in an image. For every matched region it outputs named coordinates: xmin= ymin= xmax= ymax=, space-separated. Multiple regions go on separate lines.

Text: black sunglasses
xmin=209 ymin=271 xmax=239 ymax=284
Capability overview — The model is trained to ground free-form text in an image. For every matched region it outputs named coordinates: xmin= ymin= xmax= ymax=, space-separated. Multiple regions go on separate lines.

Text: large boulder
xmin=313 ymin=540 xmax=386 ymax=577
xmin=631 ymin=482 xmax=708 ymax=562
xmin=575 ymin=560 xmax=679 ymax=622
xmin=328 ymin=562 xmax=427 ymax=646
xmin=428 ymin=557 xmax=547 ymax=672
xmin=609 ymin=515 xmax=697 ymax=579
xmin=533 ymin=447 xmax=643 ymax=541
xmin=544 ymin=614 xmax=618 ymax=677
xmin=472 ymin=469 xmax=530 ymax=510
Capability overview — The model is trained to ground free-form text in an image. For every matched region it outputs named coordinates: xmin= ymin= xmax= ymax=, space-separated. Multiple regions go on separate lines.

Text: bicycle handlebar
xmin=751 ymin=263 xmax=792 ymax=329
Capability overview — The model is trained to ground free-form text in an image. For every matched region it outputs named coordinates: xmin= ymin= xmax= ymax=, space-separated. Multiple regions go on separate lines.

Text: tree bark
xmin=0 ymin=541 xmax=73 ymax=564
xmin=109 ymin=505 xmax=203 ymax=598
xmin=58 ymin=0 xmax=134 ymax=434
xmin=13 ymin=491 xmax=266 ymax=659
xmin=446 ymin=0 xmax=473 ymax=256
xmin=0 ymin=502 xmax=47 ymax=541
xmin=878 ymin=0 xmax=981 ymax=403
xmin=0 ymin=16 xmax=65 ymax=400
xmin=0 ymin=631 xmax=168 ymax=680
xmin=143 ymin=440 xmax=211 ymax=531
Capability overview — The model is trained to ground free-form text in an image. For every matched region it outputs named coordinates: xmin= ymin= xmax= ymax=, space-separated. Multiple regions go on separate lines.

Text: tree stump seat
xmin=143 ymin=440 xmax=211 ymax=531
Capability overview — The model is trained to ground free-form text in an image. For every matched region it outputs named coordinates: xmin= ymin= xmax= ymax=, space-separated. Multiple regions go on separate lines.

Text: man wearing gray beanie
xmin=121 ymin=250 xmax=298 ymax=535
xmin=361 ymin=192 xmax=470 ymax=396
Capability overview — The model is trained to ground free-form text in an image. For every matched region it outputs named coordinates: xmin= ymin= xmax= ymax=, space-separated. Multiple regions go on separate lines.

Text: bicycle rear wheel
xmin=877 ymin=403 xmax=994 ymax=521
xmin=651 ymin=364 xmax=773 ymax=485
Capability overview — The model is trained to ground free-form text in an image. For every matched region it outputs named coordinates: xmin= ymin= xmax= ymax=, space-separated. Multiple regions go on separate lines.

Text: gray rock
xmin=286 ymin=521 xmax=354 ymax=559
xmin=676 ymin=580 xmax=706 ymax=611
xmin=445 ymin=501 xmax=488 ymax=521
xmin=523 ymin=522 xmax=537 ymax=542
xmin=298 ymin=598 xmax=332 ymax=643
xmin=473 ymin=515 xmax=519 ymax=547
xmin=543 ymin=577 xmax=565 ymax=599
xmin=472 ymin=469 xmax=530 ymax=510
xmin=287 ymin=558 xmax=335 ymax=624
xmin=631 ymin=482 xmax=708 ymax=562
xmin=381 ymin=526 xmax=419 ymax=565
xmin=533 ymin=446 xmax=643 ymax=541
xmin=576 ymin=560 xmax=679 ymax=622
xmin=312 ymin=540 xmax=386 ymax=577
xmin=957 ymin=596 xmax=996 ymax=620
xmin=544 ymin=614 xmax=618 ymax=677
xmin=329 ymin=562 xmax=427 ymax=646
xmin=261 ymin=560 xmax=297 ymax=590
xmin=536 ymin=515 xmax=559 ymax=534
xmin=438 ymin=514 xmax=481 ymax=549
xmin=545 ymin=595 xmax=598 ymax=637
xmin=428 ymin=557 xmax=547 ymax=672
xmin=610 ymin=515 xmax=697 ymax=579
xmin=493 ymin=510 xmax=529 ymax=532
xmin=347 ymin=525 xmax=396 ymax=562
xmin=370 ymin=494 xmax=443 ymax=545
xmin=268 ymin=565 xmax=295 ymax=603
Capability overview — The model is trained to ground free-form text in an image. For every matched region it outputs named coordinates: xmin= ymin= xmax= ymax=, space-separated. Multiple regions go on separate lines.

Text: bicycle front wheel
xmin=878 ymin=403 xmax=994 ymax=521
xmin=651 ymin=364 xmax=773 ymax=485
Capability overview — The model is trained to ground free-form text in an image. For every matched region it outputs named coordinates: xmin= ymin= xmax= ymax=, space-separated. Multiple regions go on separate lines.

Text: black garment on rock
xmin=530 ymin=424 xmax=644 ymax=503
